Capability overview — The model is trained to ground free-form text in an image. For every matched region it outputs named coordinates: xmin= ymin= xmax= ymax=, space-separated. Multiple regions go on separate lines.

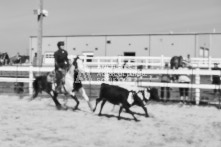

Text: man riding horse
xmin=54 ymin=41 xmax=70 ymax=93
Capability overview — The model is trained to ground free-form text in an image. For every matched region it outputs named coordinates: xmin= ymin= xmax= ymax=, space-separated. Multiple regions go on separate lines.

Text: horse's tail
xmin=32 ymin=77 xmax=42 ymax=99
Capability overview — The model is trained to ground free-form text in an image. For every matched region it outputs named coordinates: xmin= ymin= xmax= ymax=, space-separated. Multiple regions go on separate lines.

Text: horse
xmin=0 ymin=52 xmax=10 ymax=66
xmin=31 ymin=57 xmax=93 ymax=111
xmin=10 ymin=55 xmax=29 ymax=65
xmin=170 ymin=56 xmax=183 ymax=81
xmin=170 ymin=56 xmax=183 ymax=70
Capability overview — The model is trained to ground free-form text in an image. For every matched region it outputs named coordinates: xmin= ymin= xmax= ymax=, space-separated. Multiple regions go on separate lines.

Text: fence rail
xmin=41 ymin=55 xmax=221 ymax=69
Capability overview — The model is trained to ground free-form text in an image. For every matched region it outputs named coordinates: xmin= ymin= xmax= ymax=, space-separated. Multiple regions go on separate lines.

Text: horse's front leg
xmin=62 ymin=92 xmax=69 ymax=109
xmin=48 ymin=90 xmax=63 ymax=110
xmin=78 ymin=88 xmax=93 ymax=112
xmin=70 ymin=92 xmax=79 ymax=110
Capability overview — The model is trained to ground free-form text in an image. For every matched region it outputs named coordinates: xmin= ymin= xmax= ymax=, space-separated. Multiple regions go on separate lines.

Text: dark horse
xmin=30 ymin=57 xmax=93 ymax=111
xmin=170 ymin=56 xmax=183 ymax=81
xmin=10 ymin=55 xmax=29 ymax=65
xmin=0 ymin=52 xmax=10 ymax=66
xmin=170 ymin=56 xmax=183 ymax=69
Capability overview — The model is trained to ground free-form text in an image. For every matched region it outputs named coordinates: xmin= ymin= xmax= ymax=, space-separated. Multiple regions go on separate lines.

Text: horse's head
xmin=170 ymin=56 xmax=183 ymax=69
xmin=72 ymin=56 xmax=84 ymax=72
xmin=47 ymin=71 xmax=56 ymax=83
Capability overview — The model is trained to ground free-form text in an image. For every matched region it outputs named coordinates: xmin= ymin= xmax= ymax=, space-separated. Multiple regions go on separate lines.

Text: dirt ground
xmin=0 ymin=94 xmax=221 ymax=147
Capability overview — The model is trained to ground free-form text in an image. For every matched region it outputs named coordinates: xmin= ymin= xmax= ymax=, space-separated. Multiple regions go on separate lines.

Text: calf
xmin=93 ymin=83 xmax=149 ymax=121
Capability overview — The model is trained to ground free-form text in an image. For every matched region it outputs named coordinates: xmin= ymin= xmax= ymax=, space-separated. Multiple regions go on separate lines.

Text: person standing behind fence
xmin=178 ymin=60 xmax=191 ymax=104
xmin=32 ymin=53 xmax=37 ymax=67
xmin=160 ymin=63 xmax=171 ymax=102
xmin=211 ymin=63 xmax=221 ymax=97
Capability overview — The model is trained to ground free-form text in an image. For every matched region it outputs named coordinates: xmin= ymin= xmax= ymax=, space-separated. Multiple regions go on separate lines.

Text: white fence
xmin=1 ymin=66 xmax=221 ymax=105
xmin=41 ymin=55 xmax=221 ymax=69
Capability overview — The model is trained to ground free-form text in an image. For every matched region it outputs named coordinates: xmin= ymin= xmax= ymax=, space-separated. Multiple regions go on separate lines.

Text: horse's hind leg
xmin=71 ymin=95 xmax=79 ymax=110
xmin=48 ymin=90 xmax=63 ymax=110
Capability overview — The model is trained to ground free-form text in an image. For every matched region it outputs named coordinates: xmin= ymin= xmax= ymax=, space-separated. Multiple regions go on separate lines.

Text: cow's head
xmin=136 ymin=90 xmax=150 ymax=104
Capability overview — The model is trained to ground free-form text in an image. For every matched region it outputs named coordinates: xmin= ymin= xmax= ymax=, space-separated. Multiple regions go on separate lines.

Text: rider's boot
xmin=55 ymin=79 xmax=62 ymax=93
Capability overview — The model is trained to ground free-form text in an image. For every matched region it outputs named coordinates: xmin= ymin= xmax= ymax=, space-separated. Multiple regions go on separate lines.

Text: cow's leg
xmin=71 ymin=95 xmax=79 ymax=110
xmin=141 ymin=106 xmax=149 ymax=117
xmin=78 ymin=88 xmax=93 ymax=111
xmin=93 ymin=97 xmax=103 ymax=112
xmin=136 ymin=98 xmax=149 ymax=117
xmin=118 ymin=106 xmax=124 ymax=120
xmin=124 ymin=106 xmax=138 ymax=121
xmin=98 ymin=100 xmax=107 ymax=116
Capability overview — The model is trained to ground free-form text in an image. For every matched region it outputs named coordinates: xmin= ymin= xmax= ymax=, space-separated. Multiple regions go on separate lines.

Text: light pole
xmin=33 ymin=0 xmax=48 ymax=67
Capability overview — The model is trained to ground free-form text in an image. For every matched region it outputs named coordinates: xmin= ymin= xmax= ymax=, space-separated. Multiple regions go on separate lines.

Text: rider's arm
xmin=64 ymin=51 xmax=69 ymax=65
xmin=54 ymin=52 xmax=59 ymax=70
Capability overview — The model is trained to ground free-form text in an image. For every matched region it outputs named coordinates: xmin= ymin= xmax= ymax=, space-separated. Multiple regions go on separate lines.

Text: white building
xmin=29 ymin=33 xmax=221 ymax=64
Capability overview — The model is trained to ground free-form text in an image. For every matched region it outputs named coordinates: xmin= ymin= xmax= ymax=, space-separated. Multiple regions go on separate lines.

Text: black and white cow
xmin=93 ymin=83 xmax=149 ymax=121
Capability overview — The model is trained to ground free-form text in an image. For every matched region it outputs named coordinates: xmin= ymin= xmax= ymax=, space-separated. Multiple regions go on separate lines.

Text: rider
xmin=54 ymin=41 xmax=69 ymax=93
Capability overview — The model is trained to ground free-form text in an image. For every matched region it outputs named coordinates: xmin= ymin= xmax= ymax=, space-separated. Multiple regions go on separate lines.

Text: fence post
xmin=29 ymin=65 xmax=33 ymax=95
xmin=104 ymin=72 xmax=109 ymax=82
xmin=208 ymin=56 xmax=212 ymax=70
xmin=195 ymin=68 xmax=200 ymax=105
xmin=118 ymin=56 xmax=122 ymax=68
xmin=161 ymin=55 xmax=164 ymax=69
xmin=97 ymin=58 xmax=100 ymax=68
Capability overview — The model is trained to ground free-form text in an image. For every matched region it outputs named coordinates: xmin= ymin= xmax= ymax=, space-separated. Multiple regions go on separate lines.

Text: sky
xmin=0 ymin=0 xmax=221 ymax=56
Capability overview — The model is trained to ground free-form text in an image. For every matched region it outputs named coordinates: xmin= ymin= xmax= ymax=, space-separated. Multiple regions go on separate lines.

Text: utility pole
xmin=37 ymin=0 xmax=43 ymax=67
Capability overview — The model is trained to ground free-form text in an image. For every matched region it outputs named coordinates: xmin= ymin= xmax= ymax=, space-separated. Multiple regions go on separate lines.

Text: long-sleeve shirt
xmin=54 ymin=49 xmax=69 ymax=70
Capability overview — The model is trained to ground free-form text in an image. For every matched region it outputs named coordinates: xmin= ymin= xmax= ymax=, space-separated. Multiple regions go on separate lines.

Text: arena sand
xmin=0 ymin=94 xmax=221 ymax=147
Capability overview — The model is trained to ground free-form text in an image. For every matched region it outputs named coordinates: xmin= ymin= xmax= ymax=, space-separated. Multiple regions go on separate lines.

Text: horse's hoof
xmin=62 ymin=105 xmax=69 ymax=110
xmin=56 ymin=105 xmax=65 ymax=110
xmin=73 ymin=106 xmax=79 ymax=110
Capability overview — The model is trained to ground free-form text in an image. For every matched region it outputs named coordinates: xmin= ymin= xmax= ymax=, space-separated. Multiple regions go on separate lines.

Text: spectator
xmin=178 ymin=60 xmax=191 ymax=104
xmin=33 ymin=53 xmax=37 ymax=67
xmin=211 ymin=63 xmax=221 ymax=97
xmin=160 ymin=63 xmax=171 ymax=102
xmin=187 ymin=54 xmax=191 ymax=63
